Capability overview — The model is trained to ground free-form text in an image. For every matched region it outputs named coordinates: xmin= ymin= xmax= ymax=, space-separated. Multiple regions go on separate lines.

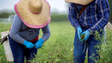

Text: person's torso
xmin=18 ymin=23 xmax=40 ymax=41
xmin=75 ymin=0 xmax=102 ymax=28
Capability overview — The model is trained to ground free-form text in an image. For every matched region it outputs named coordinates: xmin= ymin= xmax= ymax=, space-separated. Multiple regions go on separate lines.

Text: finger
xmin=78 ymin=35 xmax=83 ymax=42
xmin=78 ymin=32 xmax=81 ymax=40
xmin=80 ymin=29 xmax=82 ymax=33
xmin=35 ymin=46 xmax=39 ymax=49
xmin=84 ymin=37 xmax=87 ymax=41
xmin=32 ymin=44 xmax=35 ymax=48
xmin=80 ymin=39 xmax=83 ymax=42
xmin=82 ymin=32 xmax=86 ymax=41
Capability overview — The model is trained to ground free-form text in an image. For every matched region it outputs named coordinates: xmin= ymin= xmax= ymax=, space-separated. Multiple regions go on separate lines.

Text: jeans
xmin=8 ymin=36 xmax=37 ymax=63
xmin=73 ymin=27 xmax=104 ymax=63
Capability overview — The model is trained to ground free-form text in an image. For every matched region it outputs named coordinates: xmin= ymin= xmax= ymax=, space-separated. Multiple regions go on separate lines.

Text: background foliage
xmin=0 ymin=21 xmax=112 ymax=63
xmin=0 ymin=0 xmax=112 ymax=22
xmin=0 ymin=0 xmax=112 ymax=63
xmin=108 ymin=0 xmax=112 ymax=23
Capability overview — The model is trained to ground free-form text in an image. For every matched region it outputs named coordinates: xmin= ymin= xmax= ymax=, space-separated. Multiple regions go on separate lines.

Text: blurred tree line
xmin=0 ymin=10 xmax=15 ymax=18
xmin=0 ymin=0 xmax=112 ymax=23
xmin=51 ymin=11 xmax=68 ymax=22
xmin=0 ymin=10 xmax=68 ymax=22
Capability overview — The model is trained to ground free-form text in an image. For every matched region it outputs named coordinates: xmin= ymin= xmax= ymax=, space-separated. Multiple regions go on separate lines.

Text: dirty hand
xmin=35 ymin=39 xmax=44 ymax=49
xmin=82 ymin=30 xmax=90 ymax=41
xmin=77 ymin=27 xmax=83 ymax=42
xmin=23 ymin=40 xmax=34 ymax=49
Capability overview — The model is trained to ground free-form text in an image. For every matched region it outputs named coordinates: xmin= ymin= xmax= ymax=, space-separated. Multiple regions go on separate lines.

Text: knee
xmin=73 ymin=52 xmax=85 ymax=61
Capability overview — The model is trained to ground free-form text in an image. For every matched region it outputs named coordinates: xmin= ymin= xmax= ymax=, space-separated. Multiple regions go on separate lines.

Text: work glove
xmin=35 ymin=39 xmax=44 ymax=49
xmin=23 ymin=40 xmax=34 ymax=49
xmin=82 ymin=30 xmax=90 ymax=41
xmin=77 ymin=27 xmax=83 ymax=42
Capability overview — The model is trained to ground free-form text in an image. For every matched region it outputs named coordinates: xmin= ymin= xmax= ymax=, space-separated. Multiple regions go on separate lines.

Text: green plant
xmin=89 ymin=30 xmax=112 ymax=63
xmin=1 ymin=22 xmax=112 ymax=63
xmin=0 ymin=56 xmax=3 ymax=63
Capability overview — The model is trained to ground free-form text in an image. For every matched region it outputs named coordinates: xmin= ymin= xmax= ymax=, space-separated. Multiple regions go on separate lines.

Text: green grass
xmin=0 ymin=23 xmax=12 ymax=63
xmin=1 ymin=21 xmax=112 ymax=63
xmin=33 ymin=21 xmax=75 ymax=63
xmin=0 ymin=21 xmax=75 ymax=63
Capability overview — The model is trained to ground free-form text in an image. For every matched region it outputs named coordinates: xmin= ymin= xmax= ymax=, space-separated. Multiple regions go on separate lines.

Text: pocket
xmin=74 ymin=31 xmax=82 ymax=44
xmin=8 ymin=36 xmax=15 ymax=44
xmin=88 ymin=35 xmax=101 ymax=45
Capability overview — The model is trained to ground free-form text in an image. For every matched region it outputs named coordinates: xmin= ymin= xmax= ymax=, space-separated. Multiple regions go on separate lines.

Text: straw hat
xmin=14 ymin=0 xmax=51 ymax=28
xmin=65 ymin=0 xmax=94 ymax=5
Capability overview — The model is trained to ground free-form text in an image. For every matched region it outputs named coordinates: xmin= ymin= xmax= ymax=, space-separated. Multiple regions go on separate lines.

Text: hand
xmin=77 ymin=27 xmax=82 ymax=42
xmin=35 ymin=39 xmax=44 ymax=49
xmin=23 ymin=40 xmax=34 ymax=49
xmin=82 ymin=30 xmax=90 ymax=41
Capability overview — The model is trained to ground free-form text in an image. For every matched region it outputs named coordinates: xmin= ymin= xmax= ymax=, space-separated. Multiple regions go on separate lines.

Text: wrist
xmin=77 ymin=26 xmax=81 ymax=29
xmin=23 ymin=40 xmax=28 ymax=45
xmin=77 ymin=26 xmax=80 ymax=29
xmin=39 ymin=39 xmax=44 ymax=43
xmin=88 ymin=29 xmax=92 ymax=34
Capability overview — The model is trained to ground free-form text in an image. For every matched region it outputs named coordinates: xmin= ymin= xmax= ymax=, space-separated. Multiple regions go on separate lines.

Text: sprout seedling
xmin=81 ymin=34 xmax=85 ymax=41
xmin=80 ymin=34 xmax=87 ymax=53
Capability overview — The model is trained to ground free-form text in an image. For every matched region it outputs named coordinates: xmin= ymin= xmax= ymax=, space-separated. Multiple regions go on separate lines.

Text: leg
xmin=88 ymin=43 xmax=100 ymax=63
xmin=25 ymin=42 xmax=37 ymax=63
xmin=87 ymin=31 xmax=103 ymax=63
xmin=73 ymin=31 xmax=87 ymax=63
xmin=8 ymin=36 xmax=25 ymax=63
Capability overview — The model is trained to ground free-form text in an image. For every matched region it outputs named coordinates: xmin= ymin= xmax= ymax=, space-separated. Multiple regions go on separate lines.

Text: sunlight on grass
xmin=35 ymin=21 xmax=75 ymax=63
xmin=1 ymin=21 xmax=111 ymax=63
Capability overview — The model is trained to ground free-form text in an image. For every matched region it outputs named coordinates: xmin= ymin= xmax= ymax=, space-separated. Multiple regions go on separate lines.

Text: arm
xmin=88 ymin=0 xmax=110 ymax=33
xmin=35 ymin=24 xmax=51 ymax=49
xmin=10 ymin=15 xmax=35 ymax=48
xmin=41 ymin=24 xmax=51 ymax=42
xmin=68 ymin=4 xmax=83 ymax=42
xmin=9 ymin=14 xmax=25 ymax=44
xmin=68 ymin=3 xmax=81 ymax=29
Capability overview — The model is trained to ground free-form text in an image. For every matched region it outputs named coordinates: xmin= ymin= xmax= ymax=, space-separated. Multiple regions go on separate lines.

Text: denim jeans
xmin=8 ymin=36 xmax=37 ymax=63
xmin=73 ymin=27 xmax=104 ymax=63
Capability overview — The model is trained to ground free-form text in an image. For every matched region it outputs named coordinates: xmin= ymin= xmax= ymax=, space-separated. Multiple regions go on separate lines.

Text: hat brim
xmin=65 ymin=0 xmax=94 ymax=5
xmin=14 ymin=0 xmax=51 ymax=28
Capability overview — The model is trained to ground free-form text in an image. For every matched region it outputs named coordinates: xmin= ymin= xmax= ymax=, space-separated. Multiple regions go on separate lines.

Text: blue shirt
xmin=68 ymin=0 xmax=110 ymax=33
xmin=9 ymin=14 xmax=51 ymax=44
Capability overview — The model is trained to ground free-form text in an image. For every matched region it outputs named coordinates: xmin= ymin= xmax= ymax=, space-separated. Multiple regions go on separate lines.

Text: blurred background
xmin=0 ymin=0 xmax=69 ymax=23
xmin=0 ymin=0 xmax=112 ymax=23
xmin=0 ymin=0 xmax=112 ymax=63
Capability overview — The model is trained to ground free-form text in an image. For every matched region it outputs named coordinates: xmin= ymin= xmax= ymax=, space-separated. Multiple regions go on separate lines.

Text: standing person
xmin=65 ymin=0 xmax=110 ymax=63
xmin=9 ymin=0 xmax=51 ymax=63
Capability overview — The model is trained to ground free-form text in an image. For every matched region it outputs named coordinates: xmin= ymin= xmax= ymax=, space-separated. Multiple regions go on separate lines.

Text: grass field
xmin=34 ymin=21 xmax=75 ymax=63
xmin=0 ymin=21 xmax=112 ymax=63
xmin=0 ymin=21 xmax=76 ymax=63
